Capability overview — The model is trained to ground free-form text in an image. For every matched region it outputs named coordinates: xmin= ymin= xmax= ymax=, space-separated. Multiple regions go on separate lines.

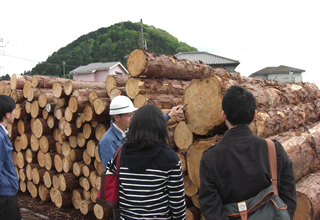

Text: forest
xmin=23 ymin=21 xmax=197 ymax=78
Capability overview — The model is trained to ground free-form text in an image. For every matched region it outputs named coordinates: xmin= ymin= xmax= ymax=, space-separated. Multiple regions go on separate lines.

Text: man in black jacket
xmin=198 ymin=85 xmax=297 ymax=220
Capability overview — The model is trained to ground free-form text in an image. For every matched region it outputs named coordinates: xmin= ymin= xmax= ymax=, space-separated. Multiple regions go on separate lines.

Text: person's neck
xmin=113 ymin=122 xmax=126 ymax=133
xmin=0 ymin=121 xmax=8 ymax=128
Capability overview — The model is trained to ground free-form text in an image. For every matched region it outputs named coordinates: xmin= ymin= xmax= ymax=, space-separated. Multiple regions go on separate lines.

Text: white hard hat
xmin=109 ymin=96 xmax=138 ymax=115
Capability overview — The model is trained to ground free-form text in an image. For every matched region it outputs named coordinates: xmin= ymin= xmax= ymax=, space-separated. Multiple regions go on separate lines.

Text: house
xmin=249 ymin=65 xmax=305 ymax=83
xmin=174 ymin=51 xmax=240 ymax=72
xmin=70 ymin=62 xmax=128 ymax=82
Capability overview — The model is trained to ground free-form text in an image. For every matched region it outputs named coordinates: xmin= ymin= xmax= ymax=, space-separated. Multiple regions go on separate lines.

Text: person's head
xmin=109 ymin=96 xmax=138 ymax=131
xmin=222 ymin=85 xmax=256 ymax=126
xmin=125 ymin=105 xmax=168 ymax=150
xmin=0 ymin=95 xmax=16 ymax=125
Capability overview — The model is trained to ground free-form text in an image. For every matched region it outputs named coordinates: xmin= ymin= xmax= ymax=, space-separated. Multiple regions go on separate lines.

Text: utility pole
xmin=140 ymin=19 xmax=144 ymax=49
xmin=62 ymin=61 xmax=65 ymax=78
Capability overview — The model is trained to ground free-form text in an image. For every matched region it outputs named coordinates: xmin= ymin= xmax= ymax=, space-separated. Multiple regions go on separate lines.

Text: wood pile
xmin=1 ymin=48 xmax=319 ymax=220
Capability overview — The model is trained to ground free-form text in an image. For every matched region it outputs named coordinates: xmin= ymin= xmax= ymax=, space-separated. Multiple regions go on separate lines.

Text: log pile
xmin=1 ymin=48 xmax=320 ymax=219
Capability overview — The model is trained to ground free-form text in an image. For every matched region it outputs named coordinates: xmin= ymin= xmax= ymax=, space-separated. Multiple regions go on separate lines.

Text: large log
xmin=72 ymin=188 xmax=85 ymax=209
xmin=127 ymin=49 xmax=230 ymax=80
xmin=125 ymin=77 xmax=191 ymax=99
xmin=64 ymin=80 xmax=105 ymax=96
xmin=10 ymin=74 xmax=33 ymax=90
xmin=133 ymin=93 xmax=183 ymax=109
xmin=105 ymin=75 xmax=131 ymax=97
xmin=294 ymin=171 xmax=320 ymax=220
xmin=59 ymin=173 xmax=80 ymax=191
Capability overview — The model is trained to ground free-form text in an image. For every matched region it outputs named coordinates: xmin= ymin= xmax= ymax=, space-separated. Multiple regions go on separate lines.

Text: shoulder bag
xmin=96 ymin=145 xmax=123 ymax=209
xmin=223 ymin=139 xmax=290 ymax=220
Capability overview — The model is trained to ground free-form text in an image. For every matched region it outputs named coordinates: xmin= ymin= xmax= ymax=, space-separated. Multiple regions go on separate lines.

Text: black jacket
xmin=198 ymin=126 xmax=297 ymax=220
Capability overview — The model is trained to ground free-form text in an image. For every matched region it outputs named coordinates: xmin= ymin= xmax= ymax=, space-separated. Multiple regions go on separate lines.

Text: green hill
xmin=24 ymin=21 xmax=198 ymax=78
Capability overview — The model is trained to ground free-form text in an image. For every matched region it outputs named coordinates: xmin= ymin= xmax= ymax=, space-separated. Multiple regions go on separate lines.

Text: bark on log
xmin=26 ymin=148 xmax=37 ymax=164
xmin=10 ymin=89 xmax=24 ymax=103
xmin=43 ymin=170 xmax=58 ymax=188
xmin=39 ymin=135 xmax=55 ymax=153
xmin=54 ymin=190 xmax=73 ymax=208
xmin=59 ymin=173 xmax=80 ymax=191
xmin=186 ymin=206 xmax=201 ymax=220
xmin=80 ymin=199 xmax=94 ymax=215
xmin=83 ymin=165 xmax=95 ymax=177
xmin=294 ymin=171 xmax=320 ymax=220
xmin=89 ymin=90 xmax=109 ymax=105
xmin=17 ymin=119 xmax=31 ymax=135
xmin=26 ymin=163 xmax=38 ymax=181
xmin=10 ymin=74 xmax=33 ymax=90
xmin=125 ymin=77 xmax=191 ymax=99
xmin=109 ymin=87 xmax=126 ymax=100
xmin=33 ymin=118 xmax=52 ymax=138
xmin=93 ymin=98 xmax=110 ymax=115
xmin=94 ymin=204 xmax=113 ymax=220
xmin=64 ymin=80 xmax=105 ymax=96
xmin=39 ymin=184 xmax=51 ymax=202
xmin=87 ymin=140 xmax=98 ymax=157
xmin=44 ymin=152 xmax=56 ymax=171
xmin=73 ymin=161 xmax=86 ymax=177
xmin=32 ymin=167 xmax=46 ymax=185
xmin=69 ymin=95 xmax=91 ymax=113
xmin=127 ymin=49 xmax=230 ymax=80
xmin=31 ymin=75 xmax=62 ymax=88
xmin=27 ymin=181 xmax=38 ymax=198
xmin=133 ymin=93 xmax=182 ymax=109
xmin=70 ymin=148 xmax=84 ymax=162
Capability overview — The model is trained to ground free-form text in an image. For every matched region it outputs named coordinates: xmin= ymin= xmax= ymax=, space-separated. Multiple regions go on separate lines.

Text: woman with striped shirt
xmin=108 ymin=104 xmax=186 ymax=220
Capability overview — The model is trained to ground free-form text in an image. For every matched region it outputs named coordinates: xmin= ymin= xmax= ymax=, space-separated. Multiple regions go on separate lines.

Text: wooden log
xmin=30 ymin=134 xmax=40 ymax=152
xmin=83 ymin=123 xmax=95 ymax=140
xmin=19 ymin=168 xmax=26 ymax=182
xmin=64 ymin=106 xmax=76 ymax=122
xmin=87 ymin=140 xmax=98 ymax=157
xmin=7 ymin=123 xmax=18 ymax=139
xmin=89 ymin=171 xmax=99 ymax=189
xmin=52 ymin=175 xmax=60 ymax=190
xmin=80 ymin=199 xmax=94 ymax=215
xmin=39 ymin=184 xmax=51 ymax=202
xmin=43 ymin=170 xmax=58 ymax=188
xmin=32 ymin=167 xmax=46 ymax=185
xmin=27 ymin=180 xmax=38 ymax=198
xmin=94 ymin=146 xmax=101 ymax=163
xmin=10 ymin=89 xmax=24 ymax=103
xmin=75 ymin=113 xmax=86 ymax=129
xmin=38 ymin=92 xmax=54 ymax=108
xmin=64 ymin=80 xmax=106 ymax=96
xmin=95 ymin=123 xmax=108 ymax=141
xmin=133 ymin=93 xmax=183 ymax=109
xmin=187 ymin=135 xmax=223 ymax=188
xmin=53 ymin=97 xmax=68 ymax=108
xmin=125 ymin=77 xmax=191 ymax=99
xmin=83 ymin=105 xmax=108 ymax=122
xmin=10 ymin=74 xmax=33 ymax=90
xmin=68 ymin=95 xmax=91 ymax=113
xmin=20 ymin=180 xmax=27 ymax=193
xmin=16 ymin=151 xmax=26 ymax=169
xmin=174 ymin=121 xmax=193 ymax=150
xmin=59 ymin=173 xmax=80 ymax=191
xmin=93 ymin=98 xmax=110 ymax=115
xmin=39 ymin=135 xmax=55 ymax=153
xmin=26 ymin=148 xmax=37 ymax=164
xmin=105 ymin=74 xmax=131 ymax=97
xmin=69 ymin=135 xmax=78 ymax=149
xmin=12 ymin=152 xmax=17 ymax=167
xmin=20 ymin=133 xmax=31 ymax=150
xmin=47 ymin=115 xmax=58 ymax=129
xmin=177 ymin=152 xmax=187 ymax=173
xmin=54 ymin=107 xmax=65 ymax=120
xmin=54 ymin=154 xmax=63 ymax=173
xmin=27 ymin=87 xmax=52 ymax=102
xmin=15 ymin=103 xmax=30 ymax=120
xmin=14 ymin=136 xmax=21 ymax=152
xmin=94 ymin=204 xmax=113 ymax=220
xmin=54 ymin=190 xmax=73 ymax=208
xmin=95 ymin=176 xmax=101 ymax=191
xmin=70 ymin=148 xmax=84 ymax=162
xmin=37 ymin=150 xmax=46 ymax=167
xmin=52 ymin=82 xmax=69 ymax=98
xmin=25 ymin=102 xmax=32 ymax=114
xmin=26 ymin=163 xmax=38 ymax=181
xmin=83 ymin=149 xmax=92 ymax=165
xmin=61 ymin=141 xmax=71 ymax=157
xmin=83 ymin=165 xmax=95 ymax=177
xmin=109 ymin=87 xmax=126 ymax=100
xmin=64 ymin=122 xmax=79 ymax=137
xmin=90 ymin=188 xmax=98 ymax=203
xmin=33 ymin=118 xmax=52 ymax=138
xmin=31 ymin=75 xmax=60 ymax=88
xmin=72 ymin=188 xmax=85 ymax=209
xmin=186 ymin=206 xmax=201 ymax=220
xmin=23 ymin=81 xmax=32 ymax=98
xmin=191 ymin=195 xmax=201 ymax=209
xmin=17 ymin=119 xmax=31 ymax=135
xmin=127 ymin=49 xmax=230 ymax=80
xmin=42 ymin=108 xmax=49 ymax=120
xmin=44 ymin=152 xmax=56 ymax=171
xmin=77 ymin=133 xmax=86 ymax=148
xmin=79 ymin=176 xmax=91 ymax=191
xmin=89 ymin=90 xmax=109 ymax=105
xmin=294 ymin=171 xmax=320 ymax=220
xmin=62 ymin=156 xmax=73 ymax=173
xmin=73 ymin=161 xmax=86 ymax=177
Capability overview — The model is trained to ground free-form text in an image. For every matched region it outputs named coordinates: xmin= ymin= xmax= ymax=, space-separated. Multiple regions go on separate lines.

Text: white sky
xmin=1 ymin=0 xmax=319 ymax=86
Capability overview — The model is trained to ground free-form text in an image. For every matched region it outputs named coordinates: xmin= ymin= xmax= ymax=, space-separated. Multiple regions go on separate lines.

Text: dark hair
xmin=222 ymin=85 xmax=256 ymax=126
xmin=125 ymin=105 xmax=168 ymax=150
xmin=0 ymin=95 xmax=16 ymax=122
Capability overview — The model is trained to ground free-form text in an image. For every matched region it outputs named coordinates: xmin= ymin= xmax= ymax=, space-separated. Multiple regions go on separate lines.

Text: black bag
xmin=223 ymin=139 xmax=290 ymax=220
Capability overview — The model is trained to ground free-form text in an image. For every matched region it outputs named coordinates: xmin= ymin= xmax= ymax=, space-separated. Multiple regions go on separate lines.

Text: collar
xmin=0 ymin=124 xmax=8 ymax=135
xmin=112 ymin=122 xmax=128 ymax=138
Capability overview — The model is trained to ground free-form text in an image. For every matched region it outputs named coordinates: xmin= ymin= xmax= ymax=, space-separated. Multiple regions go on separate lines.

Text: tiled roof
xmin=70 ymin=62 xmax=127 ymax=75
xmin=250 ymin=65 xmax=305 ymax=77
xmin=174 ymin=52 xmax=240 ymax=66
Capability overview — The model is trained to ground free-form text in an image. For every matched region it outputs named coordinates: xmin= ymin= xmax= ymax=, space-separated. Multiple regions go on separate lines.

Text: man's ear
xmin=253 ymin=110 xmax=257 ymax=120
xmin=222 ymin=111 xmax=227 ymax=121
xmin=113 ymin=115 xmax=120 ymax=122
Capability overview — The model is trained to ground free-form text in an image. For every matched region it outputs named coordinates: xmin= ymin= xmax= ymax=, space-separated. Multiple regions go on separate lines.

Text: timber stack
xmin=0 ymin=48 xmax=319 ymax=220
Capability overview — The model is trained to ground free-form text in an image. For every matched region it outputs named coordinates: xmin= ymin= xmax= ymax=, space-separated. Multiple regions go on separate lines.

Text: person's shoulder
xmin=162 ymin=147 xmax=180 ymax=161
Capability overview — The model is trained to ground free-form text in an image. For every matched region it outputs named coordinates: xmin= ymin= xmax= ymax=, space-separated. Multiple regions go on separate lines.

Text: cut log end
xmin=127 ymin=49 xmax=147 ymax=77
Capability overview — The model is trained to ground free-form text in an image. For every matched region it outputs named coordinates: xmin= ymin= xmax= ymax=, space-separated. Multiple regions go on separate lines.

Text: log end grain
xmin=127 ymin=49 xmax=147 ymax=77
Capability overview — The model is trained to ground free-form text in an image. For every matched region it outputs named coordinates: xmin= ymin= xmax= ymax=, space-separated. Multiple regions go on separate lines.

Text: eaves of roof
xmin=174 ymin=51 xmax=240 ymax=66
xmin=250 ymin=65 xmax=305 ymax=77
xmin=70 ymin=62 xmax=128 ymax=75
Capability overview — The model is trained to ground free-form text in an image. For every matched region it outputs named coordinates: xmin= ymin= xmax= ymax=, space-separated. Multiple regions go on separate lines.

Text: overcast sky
xmin=1 ymin=0 xmax=319 ymax=86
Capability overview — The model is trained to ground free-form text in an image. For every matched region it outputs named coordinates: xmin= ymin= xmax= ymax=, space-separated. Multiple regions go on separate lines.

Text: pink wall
xmin=73 ymin=64 xmax=127 ymax=82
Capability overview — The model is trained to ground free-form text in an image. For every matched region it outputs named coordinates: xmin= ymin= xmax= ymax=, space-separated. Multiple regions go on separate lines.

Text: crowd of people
xmin=0 ymin=85 xmax=297 ymax=220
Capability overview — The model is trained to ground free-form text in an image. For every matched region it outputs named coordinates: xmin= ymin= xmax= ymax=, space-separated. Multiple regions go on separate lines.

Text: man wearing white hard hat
xmin=98 ymin=95 xmax=181 ymax=171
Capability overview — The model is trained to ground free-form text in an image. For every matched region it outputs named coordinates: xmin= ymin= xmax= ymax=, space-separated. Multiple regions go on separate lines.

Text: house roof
xmin=174 ymin=51 xmax=240 ymax=66
xmin=70 ymin=62 xmax=128 ymax=75
xmin=250 ymin=65 xmax=305 ymax=77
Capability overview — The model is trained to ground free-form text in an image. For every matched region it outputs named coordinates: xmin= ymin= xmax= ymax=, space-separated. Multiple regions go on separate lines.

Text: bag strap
xmin=265 ymin=139 xmax=278 ymax=195
xmin=109 ymin=144 xmax=123 ymax=171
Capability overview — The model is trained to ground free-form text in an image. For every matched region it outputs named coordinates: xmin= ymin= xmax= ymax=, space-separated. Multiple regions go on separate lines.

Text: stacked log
xmin=3 ymin=48 xmax=320 ymax=219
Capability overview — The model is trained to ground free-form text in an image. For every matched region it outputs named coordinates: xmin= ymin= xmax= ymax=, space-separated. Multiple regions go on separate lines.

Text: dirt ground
xmin=16 ymin=191 xmax=99 ymax=220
